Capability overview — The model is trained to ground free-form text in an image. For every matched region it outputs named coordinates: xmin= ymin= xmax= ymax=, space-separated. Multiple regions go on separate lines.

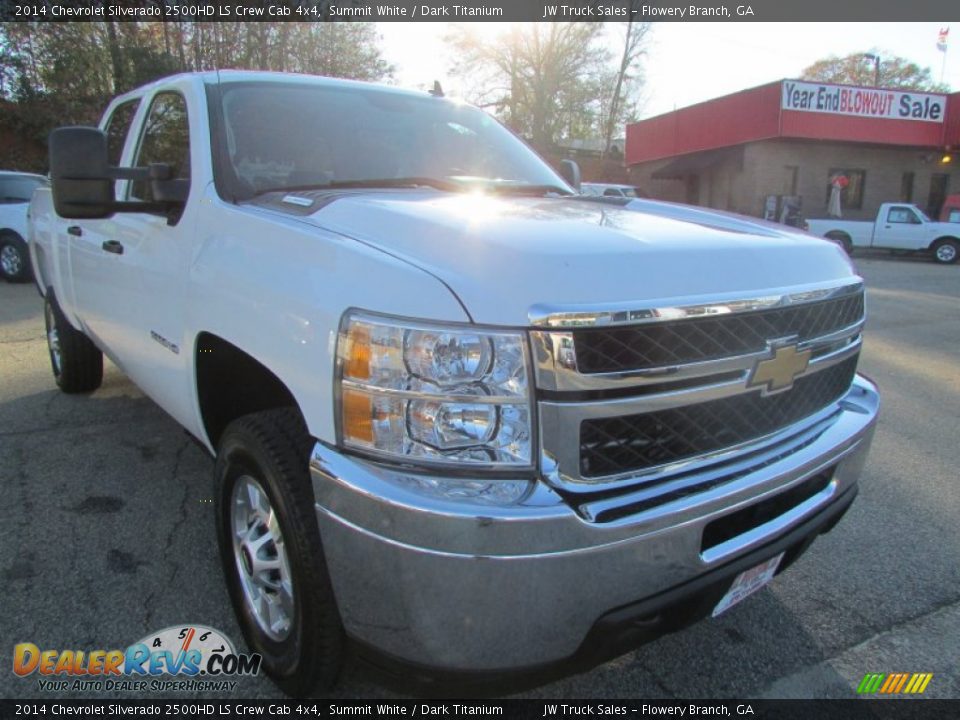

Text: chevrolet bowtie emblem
xmin=747 ymin=342 xmax=811 ymax=394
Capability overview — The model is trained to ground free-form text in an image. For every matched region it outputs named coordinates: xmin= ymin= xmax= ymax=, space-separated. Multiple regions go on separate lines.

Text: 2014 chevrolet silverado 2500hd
xmin=30 ymin=71 xmax=879 ymax=695
xmin=807 ymin=202 xmax=960 ymax=263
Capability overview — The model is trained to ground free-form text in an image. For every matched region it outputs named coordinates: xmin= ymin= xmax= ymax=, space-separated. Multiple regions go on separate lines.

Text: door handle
xmin=102 ymin=240 xmax=124 ymax=255
xmin=67 ymin=226 xmax=82 ymax=237
xmin=884 ymin=225 xmax=892 ymax=229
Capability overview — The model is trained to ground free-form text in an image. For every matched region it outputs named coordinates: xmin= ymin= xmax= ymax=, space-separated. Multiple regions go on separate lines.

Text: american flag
xmin=937 ymin=27 xmax=949 ymax=52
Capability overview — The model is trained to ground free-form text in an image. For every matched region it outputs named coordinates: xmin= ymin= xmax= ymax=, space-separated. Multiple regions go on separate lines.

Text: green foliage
xmin=0 ymin=21 xmax=395 ymax=170
xmin=801 ymin=50 xmax=950 ymax=92
xmin=446 ymin=22 xmax=649 ymax=150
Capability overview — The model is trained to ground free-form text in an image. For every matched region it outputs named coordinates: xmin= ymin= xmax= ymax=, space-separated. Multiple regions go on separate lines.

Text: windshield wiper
xmin=253 ymin=177 xmax=459 ymax=197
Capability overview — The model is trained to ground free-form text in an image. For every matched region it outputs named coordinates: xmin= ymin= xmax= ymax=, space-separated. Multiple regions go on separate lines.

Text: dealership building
xmin=624 ymin=80 xmax=960 ymax=221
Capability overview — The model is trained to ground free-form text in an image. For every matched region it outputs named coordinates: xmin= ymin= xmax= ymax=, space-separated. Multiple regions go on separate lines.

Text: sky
xmin=378 ymin=22 xmax=959 ymax=121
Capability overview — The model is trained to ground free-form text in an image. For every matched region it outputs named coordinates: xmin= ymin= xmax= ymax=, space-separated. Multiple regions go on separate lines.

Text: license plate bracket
xmin=712 ymin=552 xmax=784 ymax=617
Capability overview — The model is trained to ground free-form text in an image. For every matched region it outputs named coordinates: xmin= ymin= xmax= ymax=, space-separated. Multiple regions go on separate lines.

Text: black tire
xmin=44 ymin=293 xmax=103 ymax=393
xmin=0 ymin=232 xmax=32 ymax=283
xmin=214 ymin=408 xmax=343 ymax=697
xmin=826 ymin=232 xmax=853 ymax=257
xmin=931 ymin=238 xmax=959 ymax=265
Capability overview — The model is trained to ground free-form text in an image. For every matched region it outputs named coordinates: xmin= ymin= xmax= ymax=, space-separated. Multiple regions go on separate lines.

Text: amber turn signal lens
xmin=342 ymin=387 xmax=374 ymax=444
xmin=344 ymin=325 xmax=371 ymax=380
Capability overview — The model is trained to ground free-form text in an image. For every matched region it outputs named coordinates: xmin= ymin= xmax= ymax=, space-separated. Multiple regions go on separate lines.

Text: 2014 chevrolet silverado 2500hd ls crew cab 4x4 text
xmin=807 ymin=202 xmax=960 ymax=264
xmin=30 ymin=71 xmax=879 ymax=696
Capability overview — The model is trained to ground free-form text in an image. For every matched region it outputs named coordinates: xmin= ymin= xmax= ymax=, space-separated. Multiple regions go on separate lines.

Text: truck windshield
xmin=216 ymin=82 xmax=572 ymax=200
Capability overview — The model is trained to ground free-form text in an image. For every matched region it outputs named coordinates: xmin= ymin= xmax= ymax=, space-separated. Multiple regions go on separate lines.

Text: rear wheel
xmin=44 ymin=293 xmax=103 ymax=393
xmin=931 ymin=238 xmax=959 ymax=264
xmin=215 ymin=408 xmax=343 ymax=696
xmin=0 ymin=232 xmax=31 ymax=283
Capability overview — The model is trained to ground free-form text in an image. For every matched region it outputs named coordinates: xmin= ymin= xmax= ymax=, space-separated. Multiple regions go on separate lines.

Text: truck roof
xmin=108 ymin=69 xmax=442 ymax=106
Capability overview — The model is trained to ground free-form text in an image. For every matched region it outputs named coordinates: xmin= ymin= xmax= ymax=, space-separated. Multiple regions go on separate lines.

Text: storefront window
xmin=825 ymin=169 xmax=866 ymax=210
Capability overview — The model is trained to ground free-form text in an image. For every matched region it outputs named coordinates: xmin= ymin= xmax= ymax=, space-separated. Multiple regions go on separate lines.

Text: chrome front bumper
xmin=310 ymin=375 xmax=879 ymax=672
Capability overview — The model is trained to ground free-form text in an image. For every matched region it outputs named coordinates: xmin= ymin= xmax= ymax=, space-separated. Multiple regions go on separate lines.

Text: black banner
xmin=0 ymin=700 xmax=957 ymax=719
xmin=0 ymin=0 xmax=957 ymax=23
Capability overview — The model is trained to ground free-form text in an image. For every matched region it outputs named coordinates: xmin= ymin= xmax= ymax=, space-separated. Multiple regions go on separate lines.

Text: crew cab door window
xmin=886 ymin=207 xmax=921 ymax=224
xmin=104 ymin=99 xmax=140 ymax=167
xmin=130 ymin=92 xmax=191 ymax=202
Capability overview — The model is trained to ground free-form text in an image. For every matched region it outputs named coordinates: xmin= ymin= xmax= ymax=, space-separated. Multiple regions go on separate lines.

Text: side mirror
xmin=559 ymin=159 xmax=581 ymax=193
xmin=148 ymin=164 xmax=189 ymax=205
xmin=48 ymin=127 xmax=187 ymax=220
xmin=49 ymin=127 xmax=115 ymax=219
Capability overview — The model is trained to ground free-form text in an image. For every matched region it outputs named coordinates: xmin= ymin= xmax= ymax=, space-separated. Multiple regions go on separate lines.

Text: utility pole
xmin=937 ymin=28 xmax=949 ymax=85
xmin=864 ymin=53 xmax=881 ymax=86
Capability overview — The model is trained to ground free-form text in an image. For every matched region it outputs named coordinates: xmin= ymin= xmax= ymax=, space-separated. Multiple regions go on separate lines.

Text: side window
xmin=131 ymin=92 xmax=191 ymax=202
xmin=825 ymin=169 xmax=866 ymax=210
xmin=104 ymin=99 xmax=140 ymax=167
xmin=887 ymin=207 xmax=919 ymax=224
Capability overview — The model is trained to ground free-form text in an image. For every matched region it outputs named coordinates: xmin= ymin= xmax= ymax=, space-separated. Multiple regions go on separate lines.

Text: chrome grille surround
xmin=532 ymin=278 xmax=867 ymax=503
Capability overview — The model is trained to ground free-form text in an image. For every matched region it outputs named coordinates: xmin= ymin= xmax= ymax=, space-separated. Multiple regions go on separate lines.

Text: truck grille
xmin=574 ymin=292 xmax=863 ymax=374
xmin=579 ymin=355 xmax=859 ymax=478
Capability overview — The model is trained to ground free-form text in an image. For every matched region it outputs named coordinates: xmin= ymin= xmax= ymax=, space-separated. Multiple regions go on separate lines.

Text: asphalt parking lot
xmin=1 ymin=253 xmax=958 ymax=700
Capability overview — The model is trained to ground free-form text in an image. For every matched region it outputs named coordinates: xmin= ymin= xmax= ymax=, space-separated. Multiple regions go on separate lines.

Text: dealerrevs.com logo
xmin=13 ymin=625 xmax=262 ymax=693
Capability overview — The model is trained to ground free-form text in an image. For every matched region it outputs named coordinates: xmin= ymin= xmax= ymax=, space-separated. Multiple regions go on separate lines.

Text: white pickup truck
xmin=30 ymin=71 xmax=879 ymax=696
xmin=807 ymin=202 xmax=960 ymax=264
xmin=0 ymin=170 xmax=49 ymax=282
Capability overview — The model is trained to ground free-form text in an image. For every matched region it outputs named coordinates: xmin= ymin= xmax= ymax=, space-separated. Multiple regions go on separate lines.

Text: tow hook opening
xmin=700 ymin=466 xmax=836 ymax=554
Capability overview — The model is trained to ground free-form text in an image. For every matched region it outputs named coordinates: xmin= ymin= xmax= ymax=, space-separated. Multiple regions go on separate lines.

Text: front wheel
xmin=214 ymin=409 xmax=343 ymax=696
xmin=0 ymin=233 xmax=32 ymax=282
xmin=44 ymin=293 xmax=103 ymax=393
xmin=932 ymin=238 xmax=959 ymax=264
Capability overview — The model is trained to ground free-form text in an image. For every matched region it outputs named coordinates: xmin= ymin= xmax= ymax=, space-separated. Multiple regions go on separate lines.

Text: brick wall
xmin=628 ymin=139 xmax=959 ymax=221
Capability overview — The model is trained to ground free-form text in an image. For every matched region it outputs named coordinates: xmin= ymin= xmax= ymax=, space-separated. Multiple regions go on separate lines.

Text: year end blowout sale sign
xmin=782 ymin=80 xmax=946 ymax=123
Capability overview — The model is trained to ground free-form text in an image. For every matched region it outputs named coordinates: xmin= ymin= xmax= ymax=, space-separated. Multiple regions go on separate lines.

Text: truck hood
xmin=253 ymin=191 xmax=855 ymax=326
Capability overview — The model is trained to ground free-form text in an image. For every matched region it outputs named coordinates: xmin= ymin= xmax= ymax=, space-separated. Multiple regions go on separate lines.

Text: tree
xmin=446 ymin=22 xmax=650 ymax=151
xmin=602 ymin=8 xmax=651 ymax=155
xmin=0 ymin=21 xmax=394 ymax=101
xmin=0 ymin=21 xmax=395 ymax=170
xmin=801 ymin=50 xmax=949 ymax=92
xmin=447 ymin=23 xmax=615 ymax=148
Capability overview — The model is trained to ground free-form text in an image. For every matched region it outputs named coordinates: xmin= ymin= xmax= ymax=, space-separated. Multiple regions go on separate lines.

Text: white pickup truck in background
xmin=30 ymin=70 xmax=879 ymax=696
xmin=0 ymin=170 xmax=48 ymax=282
xmin=807 ymin=202 xmax=960 ymax=264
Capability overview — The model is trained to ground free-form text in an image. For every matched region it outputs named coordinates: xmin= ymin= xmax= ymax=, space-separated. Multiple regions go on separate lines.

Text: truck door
xmin=68 ymin=98 xmax=141 ymax=350
xmin=103 ymin=89 xmax=198 ymax=427
xmin=875 ymin=205 xmax=926 ymax=250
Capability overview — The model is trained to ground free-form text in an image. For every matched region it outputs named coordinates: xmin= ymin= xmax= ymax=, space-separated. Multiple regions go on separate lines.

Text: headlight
xmin=336 ymin=312 xmax=532 ymax=468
